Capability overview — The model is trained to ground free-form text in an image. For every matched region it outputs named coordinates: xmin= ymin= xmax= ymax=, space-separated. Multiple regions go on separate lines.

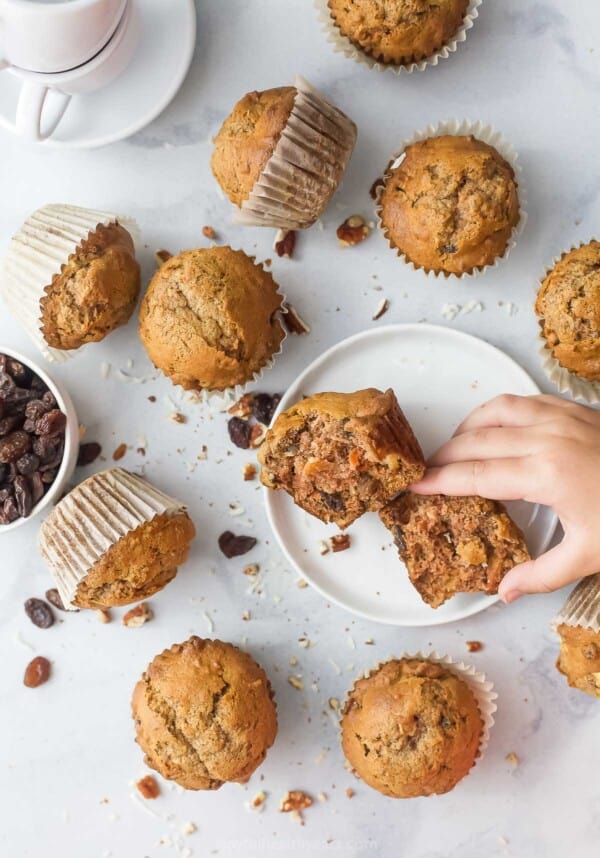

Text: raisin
xmin=42 ymin=390 xmax=57 ymax=409
xmin=0 ymin=487 xmax=11 ymax=503
xmin=0 ymin=415 xmax=20 ymax=437
xmin=218 ymin=530 xmax=257 ymax=558
xmin=0 ymin=430 xmax=31 ymax=463
xmin=24 ymin=597 xmax=55 ymax=628
xmin=33 ymin=435 xmax=58 ymax=461
xmin=24 ymin=656 xmax=51 ymax=688
xmin=24 ymin=399 xmax=49 ymax=422
xmin=45 ymin=588 xmax=69 ymax=612
xmin=252 ymin=393 xmax=282 ymax=425
xmin=35 ymin=409 xmax=67 ymax=437
xmin=228 ymin=417 xmax=252 ymax=449
xmin=16 ymin=453 xmax=40 ymax=476
xmin=14 ymin=475 xmax=33 ymax=517
xmin=6 ymin=358 xmax=28 ymax=383
xmin=3 ymin=496 xmax=19 ymax=523
xmin=0 ymin=463 xmax=6 ymax=483
xmin=77 ymin=442 xmax=102 ymax=467
xmin=41 ymin=468 xmax=58 ymax=485
xmin=322 ymin=492 xmax=345 ymax=512
xmin=30 ymin=472 xmax=45 ymax=504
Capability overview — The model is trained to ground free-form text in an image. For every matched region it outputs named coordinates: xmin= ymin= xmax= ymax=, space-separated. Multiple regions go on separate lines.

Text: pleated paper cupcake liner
xmin=233 ymin=76 xmax=357 ymax=229
xmin=0 ymin=204 xmax=140 ymax=364
xmin=375 ymin=119 xmax=527 ymax=279
xmin=536 ymin=239 xmax=600 ymax=404
xmin=344 ymin=651 xmax=497 ymax=778
xmin=315 ymin=0 xmax=481 ymax=74
xmin=38 ymin=468 xmax=187 ymax=610
xmin=551 ymin=573 xmax=600 ymax=635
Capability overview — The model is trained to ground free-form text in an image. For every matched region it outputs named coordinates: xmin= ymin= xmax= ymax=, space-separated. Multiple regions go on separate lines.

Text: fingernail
xmin=502 ymin=589 xmax=523 ymax=604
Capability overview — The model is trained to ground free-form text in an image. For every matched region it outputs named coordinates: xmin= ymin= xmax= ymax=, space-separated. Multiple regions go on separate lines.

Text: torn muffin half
xmin=380 ymin=493 xmax=530 ymax=607
xmin=258 ymin=388 xmax=425 ymax=529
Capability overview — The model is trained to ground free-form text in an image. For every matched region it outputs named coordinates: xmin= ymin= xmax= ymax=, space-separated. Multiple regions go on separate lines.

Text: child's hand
xmin=410 ymin=394 xmax=600 ymax=603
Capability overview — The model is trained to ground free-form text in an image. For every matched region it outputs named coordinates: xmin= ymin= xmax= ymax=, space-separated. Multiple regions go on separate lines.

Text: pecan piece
xmin=336 ymin=215 xmax=371 ymax=247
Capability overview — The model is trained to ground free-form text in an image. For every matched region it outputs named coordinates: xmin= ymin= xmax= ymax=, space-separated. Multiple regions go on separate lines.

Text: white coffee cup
xmin=0 ymin=0 xmax=127 ymax=74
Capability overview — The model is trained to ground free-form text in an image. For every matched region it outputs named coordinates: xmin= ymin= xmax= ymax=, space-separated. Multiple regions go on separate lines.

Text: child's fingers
xmin=428 ymin=426 xmax=541 ymax=467
xmin=453 ymin=394 xmax=590 ymax=437
xmin=410 ymin=457 xmax=542 ymax=502
xmin=498 ymin=539 xmax=587 ymax=602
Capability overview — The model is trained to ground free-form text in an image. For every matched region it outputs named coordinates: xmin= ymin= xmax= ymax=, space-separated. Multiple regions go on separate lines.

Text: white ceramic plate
xmin=264 ymin=324 xmax=559 ymax=626
xmin=0 ymin=0 xmax=196 ymax=149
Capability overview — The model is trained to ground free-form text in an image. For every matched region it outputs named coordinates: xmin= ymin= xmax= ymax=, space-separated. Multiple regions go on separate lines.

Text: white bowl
xmin=0 ymin=347 xmax=78 ymax=533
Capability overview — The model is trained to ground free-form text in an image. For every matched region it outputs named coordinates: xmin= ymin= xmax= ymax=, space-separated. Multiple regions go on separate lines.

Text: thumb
xmin=498 ymin=538 xmax=586 ymax=603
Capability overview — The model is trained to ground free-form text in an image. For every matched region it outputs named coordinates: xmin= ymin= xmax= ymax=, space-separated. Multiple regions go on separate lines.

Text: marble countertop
xmin=1 ymin=1 xmax=599 ymax=856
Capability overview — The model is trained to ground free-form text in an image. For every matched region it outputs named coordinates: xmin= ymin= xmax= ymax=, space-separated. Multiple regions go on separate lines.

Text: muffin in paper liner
xmin=341 ymin=651 xmax=496 ymax=795
xmin=315 ymin=0 xmax=481 ymax=74
xmin=38 ymin=468 xmax=188 ymax=611
xmin=232 ymin=76 xmax=357 ymax=230
xmin=536 ymin=239 xmax=600 ymax=404
xmin=375 ymin=119 xmax=527 ymax=280
xmin=551 ymin=574 xmax=600 ymax=635
xmin=0 ymin=204 xmax=140 ymax=364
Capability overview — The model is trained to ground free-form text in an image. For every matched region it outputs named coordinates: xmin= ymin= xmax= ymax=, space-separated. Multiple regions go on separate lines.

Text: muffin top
xmin=535 ymin=241 xmax=600 ymax=381
xmin=139 ymin=247 xmax=285 ymax=392
xmin=211 ymin=87 xmax=297 ymax=206
xmin=341 ymin=658 xmax=483 ymax=798
xmin=132 ymin=637 xmax=278 ymax=790
xmin=379 ymin=135 xmax=520 ymax=275
xmin=40 ymin=222 xmax=140 ymax=350
xmin=557 ymin=624 xmax=600 ymax=699
xmin=328 ymin=0 xmax=469 ymax=65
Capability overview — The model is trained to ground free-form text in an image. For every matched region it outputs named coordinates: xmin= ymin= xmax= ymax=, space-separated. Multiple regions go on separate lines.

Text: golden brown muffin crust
xmin=211 ymin=87 xmax=297 ymax=206
xmin=535 ymin=242 xmax=600 ymax=381
xmin=341 ymin=658 xmax=483 ymax=798
xmin=138 ymin=247 xmax=284 ymax=392
xmin=258 ymin=388 xmax=425 ymax=529
xmin=40 ymin=222 xmax=140 ymax=350
xmin=380 ymin=493 xmax=530 ymax=608
xmin=73 ymin=511 xmax=196 ymax=609
xmin=132 ymin=637 xmax=278 ymax=790
xmin=379 ymin=135 xmax=520 ymax=275
xmin=556 ymin=623 xmax=600 ymax=699
xmin=328 ymin=0 xmax=469 ymax=65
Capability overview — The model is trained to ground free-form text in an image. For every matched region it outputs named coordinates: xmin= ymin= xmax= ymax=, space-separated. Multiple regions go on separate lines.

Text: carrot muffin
xmin=258 ymin=388 xmax=425 ymax=529
xmin=553 ymin=573 xmax=600 ymax=698
xmin=132 ymin=637 xmax=278 ymax=790
xmin=535 ymin=241 xmax=600 ymax=382
xmin=380 ymin=493 xmax=530 ymax=607
xmin=378 ymin=135 xmax=520 ymax=275
xmin=341 ymin=658 xmax=483 ymax=798
xmin=139 ymin=247 xmax=284 ymax=392
xmin=38 ymin=468 xmax=195 ymax=610
xmin=327 ymin=0 xmax=470 ymax=66
xmin=211 ymin=82 xmax=357 ymax=229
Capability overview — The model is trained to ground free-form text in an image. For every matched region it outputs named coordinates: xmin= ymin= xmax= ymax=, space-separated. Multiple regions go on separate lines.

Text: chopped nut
xmin=243 ymin=563 xmax=259 ymax=576
xmin=372 ymin=298 xmax=389 ymax=320
xmin=289 ymin=656 xmax=298 ymax=666
xmin=317 ymin=792 xmax=328 ymax=803
xmin=169 ymin=412 xmax=186 ymax=424
xmin=155 ymin=249 xmax=172 ymax=267
xmin=318 ymin=540 xmax=330 ymax=556
xmin=330 ymin=533 xmax=351 ymax=552
xmin=290 ymin=809 xmax=304 ymax=825
xmin=336 ymin=215 xmax=371 ymax=247
xmin=96 ymin=608 xmax=111 ymax=624
xmin=328 ymin=697 xmax=340 ymax=711
xmin=298 ymin=637 xmax=310 ymax=648
xmin=228 ymin=393 xmax=254 ymax=419
xmin=242 ymin=462 xmax=257 ymax=481
xmin=112 ymin=443 xmax=127 ymax=461
xmin=136 ymin=775 xmax=160 ymax=799
xmin=466 ymin=640 xmax=483 ymax=652
xmin=249 ymin=423 xmax=267 ymax=448
xmin=346 ymin=788 xmax=355 ymax=799
xmin=202 ymin=225 xmax=216 ymax=240
xmin=198 ymin=445 xmax=208 ymax=460
xmin=242 ymin=610 xmax=251 ymax=621
xmin=297 ymin=578 xmax=308 ymax=589
xmin=280 ymin=790 xmax=313 ymax=813
xmin=364 ymin=638 xmax=374 ymax=645
xmin=251 ymin=791 xmax=267 ymax=809
xmin=369 ymin=177 xmax=385 ymax=200
xmin=288 ymin=675 xmax=304 ymax=691
xmin=506 ymin=752 xmax=519 ymax=767
xmin=123 ymin=602 xmax=153 ymax=628
xmin=274 ymin=229 xmax=296 ymax=258
xmin=282 ymin=302 xmax=310 ymax=335
xmin=181 ymin=822 xmax=197 ymax=835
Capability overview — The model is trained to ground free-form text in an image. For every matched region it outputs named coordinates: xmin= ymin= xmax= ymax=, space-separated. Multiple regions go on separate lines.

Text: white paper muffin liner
xmin=0 ymin=204 xmax=140 ymax=364
xmin=551 ymin=573 xmax=600 ymax=635
xmin=38 ymin=468 xmax=188 ymax=610
xmin=232 ymin=76 xmax=357 ymax=229
xmin=536 ymin=239 xmax=600 ymax=404
xmin=315 ymin=0 xmax=481 ymax=74
xmin=344 ymin=651 xmax=496 ymax=790
xmin=375 ymin=119 xmax=527 ymax=280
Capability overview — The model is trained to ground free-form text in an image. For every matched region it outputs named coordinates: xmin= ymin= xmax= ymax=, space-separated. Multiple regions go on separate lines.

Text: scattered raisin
xmin=24 ymin=597 xmax=54 ymax=629
xmin=45 ymin=588 xmax=70 ymax=612
xmin=77 ymin=442 xmax=102 ymax=467
xmin=218 ymin=530 xmax=257 ymax=558
xmin=252 ymin=393 xmax=281 ymax=426
xmin=24 ymin=656 xmax=51 ymax=688
xmin=228 ymin=417 xmax=252 ymax=449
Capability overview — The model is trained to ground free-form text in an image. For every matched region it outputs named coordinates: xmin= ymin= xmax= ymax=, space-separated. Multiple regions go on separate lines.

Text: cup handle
xmin=15 ymin=81 xmax=71 ymax=141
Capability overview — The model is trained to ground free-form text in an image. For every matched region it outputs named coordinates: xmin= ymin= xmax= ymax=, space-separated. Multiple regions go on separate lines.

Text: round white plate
xmin=264 ymin=324 xmax=559 ymax=626
xmin=0 ymin=0 xmax=196 ymax=149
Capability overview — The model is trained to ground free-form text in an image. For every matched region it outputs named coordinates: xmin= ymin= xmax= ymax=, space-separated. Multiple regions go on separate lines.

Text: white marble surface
xmin=1 ymin=1 xmax=599 ymax=856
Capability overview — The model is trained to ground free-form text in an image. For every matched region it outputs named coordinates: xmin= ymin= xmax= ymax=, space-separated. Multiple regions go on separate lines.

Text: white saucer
xmin=264 ymin=324 xmax=559 ymax=627
xmin=0 ymin=0 xmax=196 ymax=148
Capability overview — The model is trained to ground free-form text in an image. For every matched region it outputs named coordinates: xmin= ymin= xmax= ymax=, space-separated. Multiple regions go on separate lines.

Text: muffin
xmin=139 ymin=247 xmax=284 ymax=393
xmin=0 ymin=204 xmax=139 ymax=361
xmin=132 ymin=637 xmax=278 ymax=790
xmin=38 ymin=468 xmax=195 ymax=610
xmin=553 ymin=573 xmax=600 ymax=699
xmin=536 ymin=241 xmax=600 ymax=382
xmin=258 ymin=388 xmax=425 ymax=529
xmin=326 ymin=0 xmax=470 ymax=66
xmin=211 ymin=78 xmax=357 ymax=229
xmin=380 ymin=493 xmax=530 ymax=608
xmin=341 ymin=658 xmax=483 ymax=798
xmin=378 ymin=134 xmax=520 ymax=275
